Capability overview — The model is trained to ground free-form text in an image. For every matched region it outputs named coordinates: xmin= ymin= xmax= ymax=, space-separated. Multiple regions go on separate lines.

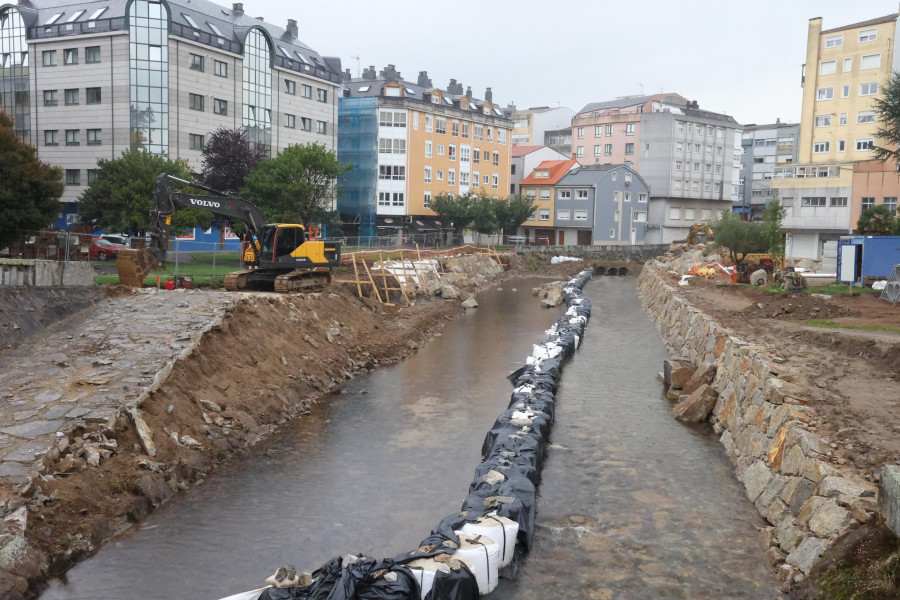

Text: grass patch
xmin=806 ymin=282 xmax=878 ymax=296
xmin=801 ymin=319 xmax=900 ymax=335
xmin=816 ymin=528 xmax=900 ymax=600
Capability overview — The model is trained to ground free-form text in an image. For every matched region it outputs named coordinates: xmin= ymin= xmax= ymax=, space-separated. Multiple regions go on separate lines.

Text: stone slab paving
xmin=0 ymin=289 xmax=235 ymax=484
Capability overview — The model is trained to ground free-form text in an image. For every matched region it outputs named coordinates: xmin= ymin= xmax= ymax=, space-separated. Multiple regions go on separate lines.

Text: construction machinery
xmin=143 ymin=173 xmax=340 ymax=292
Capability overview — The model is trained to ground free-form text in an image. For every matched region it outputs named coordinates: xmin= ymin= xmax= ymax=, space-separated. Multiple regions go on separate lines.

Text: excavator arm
xmin=149 ymin=173 xmax=268 ymax=264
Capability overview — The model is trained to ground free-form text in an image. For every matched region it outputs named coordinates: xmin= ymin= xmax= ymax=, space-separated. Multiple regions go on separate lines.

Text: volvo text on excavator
xmin=148 ymin=173 xmax=341 ymax=292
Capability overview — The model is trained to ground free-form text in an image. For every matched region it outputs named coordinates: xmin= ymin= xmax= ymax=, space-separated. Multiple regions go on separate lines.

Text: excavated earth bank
xmin=0 ymin=253 xmax=596 ymax=599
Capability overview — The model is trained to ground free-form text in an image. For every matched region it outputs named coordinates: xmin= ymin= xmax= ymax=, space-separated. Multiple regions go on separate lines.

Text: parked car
xmin=99 ymin=233 xmax=131 ymax=247
xmin=90 ymin=238 xmax=128 ymax=260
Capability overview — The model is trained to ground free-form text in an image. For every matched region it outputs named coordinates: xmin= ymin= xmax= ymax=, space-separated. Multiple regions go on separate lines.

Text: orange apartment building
xmin=518 ymin=159 xmax=579 ymax=244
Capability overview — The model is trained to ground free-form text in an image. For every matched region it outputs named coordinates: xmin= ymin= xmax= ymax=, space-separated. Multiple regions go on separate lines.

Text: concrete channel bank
xmin=636 ymin=264 xmax=880 ymax=586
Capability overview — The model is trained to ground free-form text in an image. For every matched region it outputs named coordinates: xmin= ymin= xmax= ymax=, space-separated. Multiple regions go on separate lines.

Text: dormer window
xmin=431 ymin=93 xmax=440 ymax=104
xmin=295 ymin=52 xmax=308 ymax=65
xmin=44 ymin=13 xmax=64 ymax=25
xmin=208 ymin=23 xmax=224 ymax=37
xmin=88 ymin=7 xmax=108 ymax=20
xmin=483 ymin=106 xmax=490 ymax=115
xmin=67 ymin=10 xmax=86 ymax=22
xmin=385 ymin=86 xmax=401 ymax=97
xmin=461 ymin=100 xmax=468 ymax=110
xmin=182 ymin=14 xmax=199 ymax=29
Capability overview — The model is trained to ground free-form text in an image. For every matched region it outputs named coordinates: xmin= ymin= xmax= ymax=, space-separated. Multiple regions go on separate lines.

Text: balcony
xmin=772 ymin=164 xmax=845 ymax=179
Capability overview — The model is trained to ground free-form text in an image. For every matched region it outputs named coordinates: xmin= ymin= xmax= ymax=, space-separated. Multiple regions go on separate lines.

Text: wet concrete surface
xmin=39 ymin=279 xmax=559 ymax=599
xmin=0 ymin=290 xmax=235 ymax=483
xmin=493 ymin=277 xmax=781 ymax=599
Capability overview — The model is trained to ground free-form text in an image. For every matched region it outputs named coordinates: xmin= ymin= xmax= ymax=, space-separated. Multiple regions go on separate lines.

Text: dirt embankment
xmin=1 ymin=256 xmax=590 ymax=599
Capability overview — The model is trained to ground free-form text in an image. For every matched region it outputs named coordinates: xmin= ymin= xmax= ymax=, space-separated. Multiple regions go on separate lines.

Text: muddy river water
xmin=40 ymin=276 xmax=780 ymax=599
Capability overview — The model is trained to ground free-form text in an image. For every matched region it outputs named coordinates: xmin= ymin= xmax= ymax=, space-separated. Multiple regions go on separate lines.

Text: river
xmin=40 ymin=275 xmax=780 ymax=599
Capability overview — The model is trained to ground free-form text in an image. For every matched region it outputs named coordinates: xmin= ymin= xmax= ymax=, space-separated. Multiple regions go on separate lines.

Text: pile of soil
xmin=739 ymin=294 xmax=857 ymax=321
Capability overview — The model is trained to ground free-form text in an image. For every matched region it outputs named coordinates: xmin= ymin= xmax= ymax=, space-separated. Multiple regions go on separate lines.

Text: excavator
xmin=130 ymin=173 xmax=341 ymax=292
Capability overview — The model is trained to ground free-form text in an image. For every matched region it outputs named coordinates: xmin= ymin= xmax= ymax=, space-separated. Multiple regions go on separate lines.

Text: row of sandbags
xmin=255 ymin=270 xmax=594 ymax=600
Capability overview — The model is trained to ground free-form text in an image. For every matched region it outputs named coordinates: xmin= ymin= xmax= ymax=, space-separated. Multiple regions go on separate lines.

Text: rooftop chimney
xmin=363 ymin=65 xmax=377 ymax=81
xmin=465 ymin=85 xmax=472 ymax=98
xmin=343 ymin=68 xmax=352 ymax=81
xmin=417 ymin=71 xmax=432 ymax=88
xmin=232 ymin=3 xmax=243 ymax=16
xmin=381 ymin=64 xmax=400 ymax=81
xmin=485 ymin=87 xmax=493 ymax=103
xmin=286 ymin=18 xmax=298 ymax=38
xmin=447 ymin=79 xmax=463 ymax=95
xmin=776 ymin=117 xmax=781 ymax=124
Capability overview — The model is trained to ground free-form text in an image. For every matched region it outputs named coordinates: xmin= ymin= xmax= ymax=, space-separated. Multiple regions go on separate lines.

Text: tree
xmin=493 ymin=194 xmax=537 ymax=238
xmin=0 ymin=111 xmax=64 ymax=247
xmin=857 ymin=205 xmax=897 ymax=235
xmin=77 ymin=150 xmax=209 ymax=234
xmin=872 ymin=71 xmax=900 ymax=164
xmin=198 ymin=128 xmax=267 ymax=193
xmin=761 ymin=199 xmax=787 ymax=263
xmin=429 ymin=192 xmax=475 ymax=233
xmin=471 ymin=192 xmax=499 ymax=236
xmin=241 ymin=143 xmax=348 ymax=226
xmin=710 ymin=210 xmax=767 ymax=267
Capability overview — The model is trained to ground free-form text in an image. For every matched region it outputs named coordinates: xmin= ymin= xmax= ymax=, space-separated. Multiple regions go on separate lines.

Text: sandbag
xmin=424 ymin=562 xmax=479 ymax=600
xmin=452 ymin=533 xmax=500 ymax=595
xmin=459 ymin=513 xmax=518 ymax=567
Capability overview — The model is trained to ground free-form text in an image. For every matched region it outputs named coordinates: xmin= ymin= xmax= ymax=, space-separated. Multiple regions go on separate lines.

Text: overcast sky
xmin=259 ymin=0 xmax=900 ymax=126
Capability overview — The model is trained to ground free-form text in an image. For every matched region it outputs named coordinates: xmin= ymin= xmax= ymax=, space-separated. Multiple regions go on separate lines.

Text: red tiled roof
xmin=519 ymin=159 xmax=579 ymax=186
xmin=511 ymin=145 xmax=544 ymax=157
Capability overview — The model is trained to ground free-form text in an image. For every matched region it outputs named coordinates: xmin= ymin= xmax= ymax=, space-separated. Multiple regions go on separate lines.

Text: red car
xmin=90 ymin=238 xmax=128 ymax=260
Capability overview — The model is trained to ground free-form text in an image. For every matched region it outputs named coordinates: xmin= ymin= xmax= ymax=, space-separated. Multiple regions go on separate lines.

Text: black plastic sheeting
xmin=255 ymin=270 xmax=593 ymax=600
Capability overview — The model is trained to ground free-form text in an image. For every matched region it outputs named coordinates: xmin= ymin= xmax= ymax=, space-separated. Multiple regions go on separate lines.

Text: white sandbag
xmin=216 ymin=588 xmax=269 ymax=600
xmin=407 ymin=558 xmax=442 ymax=600
xmin=459 ymin=513 xmax=519 ymax=567
xmin=453 ymin=532 xmax=500 ymax=594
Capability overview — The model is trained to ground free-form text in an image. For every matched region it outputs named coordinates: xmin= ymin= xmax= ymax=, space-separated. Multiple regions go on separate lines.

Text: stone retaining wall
xmin=518 ymin=244 xmax=669 ymax=261
xmin=0 ymin=259 xmax=94 ymax=287
xmin=636 ymin=265 xmax=878 ymax=585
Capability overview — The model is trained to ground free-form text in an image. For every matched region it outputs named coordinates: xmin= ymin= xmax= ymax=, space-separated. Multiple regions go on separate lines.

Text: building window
xmin=65 ymin=129 xmax=79 ymax=145
xmin=87 ymin=128 xmax=101 ymax=145
xmin=460 ymin=147 xmax=470 ymax=163
xmin=605 ymin=125 xmax=613 ymax=136
xmin=816 ymin=87 xmax=834 ymax=100
xmin=825 ymin=34 xmax=843 ymax=47
xmin=377 ymin=192 xmax=405 ymax=207
xmin=87 ymin=169 xmax=100 ymax=184
xmin=462 ymin=122 xmax=469 ymax=138
xmin=64 ymin=89 xmax=78 ymax=105
xmin=436 ymin=170 xmax=444 ymax=181
xmin=860 ymin=82 xmax=878 ymax=96
xmin=42 ymin=50 xmax=56 ymax=66
xmin=557 ymin=189 xmax=572 ymax=201
xmin=284 ymin=79 xmax=295 ymax=94
xmin=557 ymin=209 xmax=570 ymax=220
xmin=448 ymin=169 xmax=455 ymax=185
xmin=492 ymin=174 xmax=499 ymax=189
xmin=44 ymin=130 xmax=58 ymax=145
xmin=436 ymin=118 xmax=446 ymax=134
xmin=425 ymin=115 xmax=433 ymax=133
xmin=693 ymin=162 xmax=700 ymax=172
xmin=639 ymin=193 xmax=647 ymax=203
xmin=452 ymin=120 xmax=459 ymax=136
xmin=540 ymin=188 xmax=551 ymax=200
xmin=317 ymin=88 xmax=327 ymax=102
xmin=625 ymin=143 xmax=634 ymax=155
xmin=843 ymin=58 xmax=852 ymax=72
xmin=448 ymin=144 xmax=456 ymax=161
xmin=883 ymin=197 xmax=898 ymax=213
xmin=284 ymin=113 xmax=295 ymax=128
xmin=437 ymin=144 xmax=444 ymax=156
xmin=577 ymin=127 xmax=584 ymax=139
xmin=625 ymin=123 xmax=635 ymax=136
xmin=670 ymin=207 xmax=680 ymax=220
xmin=538 ymin=209 xmax=550 ymax=221
xmin=472 ymin=171 xmax=480 ymax=187
xmin=675 ymin=161 xmax=682 ymax=171
xmin=860 ymin=54 xmax=881 ymax=70
xmin=65 ymin=169 xmax=80 ymax=185
xmin=576 ymin=146 xmax=584 ymax=157
xmin=801 ymin=197 xmax=826 ymax=207
xmin=594 ymin=126 xmax=602 ymax=137
xmin=830 ymin=197 xmax=848 ymax=207
xmin=214 ymin=60 xmax=228 ymax=77
xmin=424 ymin=166 xmax=432 ymax=183
xmin=43 ymin=90 xmax=58 ymax=106
xmin=301 ymin=84 xmax=312 ymax=98
xmin=715 ymin=164 xmax=722 ymax=174
xmin=819 ymin=61 xmax=836 ymax=75
xmin=317 ymin=120 xmax=327 ymax=134
xmin=574 ymin=210 xmax=588 ymax=221
xmin=301 ymin=117 xmax=311 ymax=131
xmin=378 ymin=165 xmax=405 ymax=180
xmin=425 ymin=140 xmax=432 ymax=158
xmin=189 ymin=134 xmax=204 ymax=150
xmin=857 ymin=110 xmax=876 ymax=124
xmin=839 ymin=113 xmax=848 ymax=126
xmin=85 ymin=87 xmax=101 ymax=104
xmin=189 ymin=93 xmax=204 ymax=111
xmin=815 ymin=114 xmax=833 ymax=128
xmin=379 ymin=110 xmax=406 ymax=127
xmin=378 ymin=138 xmax=406 ymax=154
xmin=813 ymin=141 xmax=830 ymax=153
xmin=861 ymin=197 xmax=875 ymax=210
xmin=838 ymin=139 xmax=846 ymax=152
xmin=212 ymin=98 xmax=228 ymax=116
xmin=859 ymin=29 xmax=877 ymax=42
xmin=85 ymin=46 xmax=100 ymax=63
xmin=594 ymin=145 xmax=602 ymax=157
xmin=189 ymin=53 xmax=204 ymax=71
xmin=841 ymin=85 xmax=850 ymax=98
xmin=856 ymin=138 xmax=874 ymax=151
xmin=714 ymin=182 xmax=720 ymax=193
xmin=424 ymin=191 xmax=432 ymax=208
xmin=493 ymin=151 xmax=500 ymax=166
xmin=63 ymin=48 xmax=77 ymax=64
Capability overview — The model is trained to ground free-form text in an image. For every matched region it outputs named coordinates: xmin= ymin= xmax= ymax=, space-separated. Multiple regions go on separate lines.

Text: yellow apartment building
xmin=337 ymin=65 xmax=512 ymax=238
xmin=772 ymin=11 xmax=899 ymax=259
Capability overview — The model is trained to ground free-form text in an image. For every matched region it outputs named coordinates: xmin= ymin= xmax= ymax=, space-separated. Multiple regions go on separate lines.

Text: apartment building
xmin=554 ymin=164 xmax=650 ymax=245
xmin=0 ymin=0 xmax=341 ymax=225
xmin=510 ymin=145 xmax=569 ymax=196
xmin=852 ymin=159 xmax=900 ymax=228
xmin=506 ymin=104 xmax=574 ymax=146
xmin=738 ymin=121 xmax=800 ymax=220
xmin=518 ymin=159 xmax=579 ymax=244
xmin=337 ymin=65 xmax=512 ymax=238
xmin=572 ymin=94 xmax=741 ymax=243
xmin=771 ymin=12 xmax=898 ymax=258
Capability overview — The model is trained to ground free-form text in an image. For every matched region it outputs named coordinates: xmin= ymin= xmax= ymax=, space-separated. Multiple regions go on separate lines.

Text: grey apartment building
xmin=0 ymin=0 xmax=341 ymax=224
xmin=554 ymin=164 xmax=650 ymax=245
xmin=737 ymin=121 xmax=800 ymax=220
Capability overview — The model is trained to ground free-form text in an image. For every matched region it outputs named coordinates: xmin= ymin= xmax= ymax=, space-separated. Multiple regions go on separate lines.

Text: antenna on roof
xmin=639 ymin=83 xmax=643 ymax=95
xmin=350 ymin=55 xmax=360 ymax=77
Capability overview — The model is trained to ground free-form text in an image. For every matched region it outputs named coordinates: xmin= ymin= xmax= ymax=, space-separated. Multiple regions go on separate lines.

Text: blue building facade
xmin=337 ymin=97 xmax=378 ymax=237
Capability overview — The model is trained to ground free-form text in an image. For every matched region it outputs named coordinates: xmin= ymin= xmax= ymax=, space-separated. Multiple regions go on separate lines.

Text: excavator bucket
xmin=116 ymin=248 xmax=156 ymax=288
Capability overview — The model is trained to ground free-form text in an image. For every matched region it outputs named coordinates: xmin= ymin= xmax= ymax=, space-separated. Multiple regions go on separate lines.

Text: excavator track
xmin=273 ymin=270 xmax=331 ymax=293
xmin=224 ymin=269 xmax=255 ymax=291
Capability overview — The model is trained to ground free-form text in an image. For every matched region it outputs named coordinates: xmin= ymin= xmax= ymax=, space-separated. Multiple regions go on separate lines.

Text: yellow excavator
xmin=130 ymin=173 xmax=341 ymax=292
